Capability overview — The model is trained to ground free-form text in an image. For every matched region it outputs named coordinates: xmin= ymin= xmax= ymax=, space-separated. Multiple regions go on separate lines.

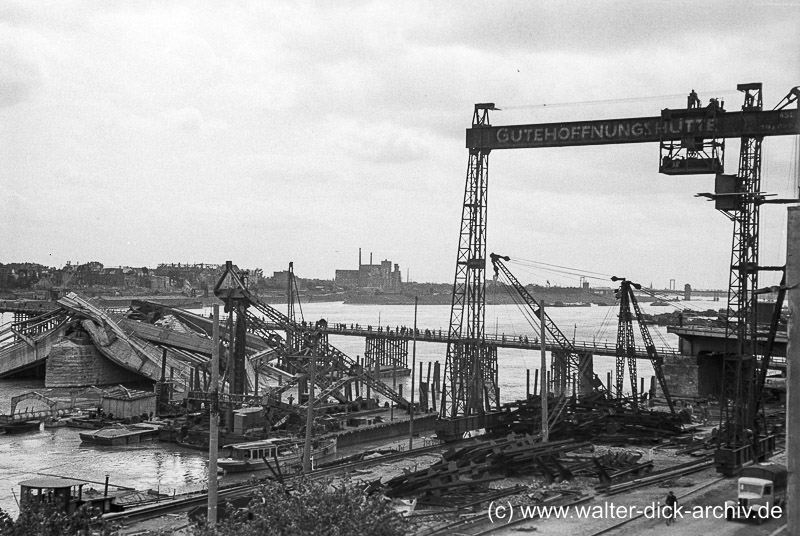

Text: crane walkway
xmin=262 ymin=322 xmax=681 ymax=361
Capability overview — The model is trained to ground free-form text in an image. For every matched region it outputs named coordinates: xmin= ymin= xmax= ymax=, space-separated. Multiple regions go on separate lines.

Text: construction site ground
xmin=112 ymin=413 xmax=789 ymax=536
xmin=114 ymin=445 xmax=787 ymax=536
xmin=350 ymin=439 xmax=788 ymax=536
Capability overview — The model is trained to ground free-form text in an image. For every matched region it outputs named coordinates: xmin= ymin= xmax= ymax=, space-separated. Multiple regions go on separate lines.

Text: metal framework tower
xmin=614 ymin=280 xmax=639 ymax=404
xmin=612 ymin=277 xmax=675 ymax=415
xmin=718 ymin=84 xmax=763 ymax=453
xmin=214 ymin=261 xmax=250 ymax=395
xmin=441 ymin=103 xmax=500 ymax=419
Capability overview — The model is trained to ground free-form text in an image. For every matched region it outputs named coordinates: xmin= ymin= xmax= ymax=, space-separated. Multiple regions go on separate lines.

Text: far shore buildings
xmin=335 ymin=249 xmax=402 ymax=291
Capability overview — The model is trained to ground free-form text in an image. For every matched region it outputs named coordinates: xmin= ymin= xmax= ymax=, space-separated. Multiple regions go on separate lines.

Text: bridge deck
xmin=262 ymin=322 xmax=680 ymax=360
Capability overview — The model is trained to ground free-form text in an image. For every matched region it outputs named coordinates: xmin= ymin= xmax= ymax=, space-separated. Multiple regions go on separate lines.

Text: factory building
xmin=335 ymin=249 xmax=402 ymax=290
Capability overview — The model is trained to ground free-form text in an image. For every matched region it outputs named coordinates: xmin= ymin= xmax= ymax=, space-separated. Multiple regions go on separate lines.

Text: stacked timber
xmin=489 ymin=394 xmax=684 ymax=443
xmin=381 ymin=433 xmax=650 ymax=506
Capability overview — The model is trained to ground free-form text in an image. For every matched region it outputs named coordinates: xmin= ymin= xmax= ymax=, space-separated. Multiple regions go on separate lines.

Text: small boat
xmin=218 ymin=436 xmax=337 ymax=474
xmin=176 ymin=438 xmax=208 ymax=451
xmin=19 ymin=477 xmax=115 ymax=515
xmin=44 ymin=417 xmax=69 ymax=429
xmin=2 ymin=419 xmax=43 ymax=434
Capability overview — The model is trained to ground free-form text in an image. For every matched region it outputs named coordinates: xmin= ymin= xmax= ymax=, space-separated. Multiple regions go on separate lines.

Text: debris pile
xmin=379 ymin=434 xmax=652 ymax=508
xmin=489 ymin=394 xmax=685 ymax=443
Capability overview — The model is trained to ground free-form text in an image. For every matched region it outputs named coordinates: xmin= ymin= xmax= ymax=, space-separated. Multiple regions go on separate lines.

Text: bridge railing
xmin=257 ymin=321 xmax=680 ymax=358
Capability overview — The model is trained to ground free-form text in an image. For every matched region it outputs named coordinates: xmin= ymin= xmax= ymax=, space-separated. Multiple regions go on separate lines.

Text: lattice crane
xmin=697 ymin=85 xmax=800 ymax=474
xmin=611 ymin=276 xmax=676 ymax=415
xmin=214 ymin=261 xmax=409 ymax=410
xmin=490 ymin=253 xmax=608 ymax=396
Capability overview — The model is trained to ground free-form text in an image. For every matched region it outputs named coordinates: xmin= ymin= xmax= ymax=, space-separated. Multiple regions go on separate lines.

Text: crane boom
xmin=489 ymin=253 xmax=608 ymax=397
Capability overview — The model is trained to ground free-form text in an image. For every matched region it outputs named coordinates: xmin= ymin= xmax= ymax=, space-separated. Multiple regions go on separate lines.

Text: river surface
xmin=0 ymin=299 xmax=720 ymax=516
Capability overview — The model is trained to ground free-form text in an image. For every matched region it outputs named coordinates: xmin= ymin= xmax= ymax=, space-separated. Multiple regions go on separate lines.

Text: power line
xmin=498 ymin=90 xmax=741 ymax=112
xmin=509 ymin=257 xmax=614 ymax=282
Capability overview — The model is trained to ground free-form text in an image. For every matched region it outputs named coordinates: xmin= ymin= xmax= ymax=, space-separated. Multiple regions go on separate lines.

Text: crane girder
xmin=467 ymin=109 xmax=799 ymax=151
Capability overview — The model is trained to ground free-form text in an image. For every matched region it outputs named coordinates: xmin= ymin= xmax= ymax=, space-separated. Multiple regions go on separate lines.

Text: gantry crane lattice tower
xmin=441 ymin=104 xmax=500 ymax=421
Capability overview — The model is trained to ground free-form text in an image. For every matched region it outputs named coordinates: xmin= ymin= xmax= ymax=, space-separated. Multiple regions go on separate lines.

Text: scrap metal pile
xmin=488 ymin=393 xmax=686 ymax=444
xmin=378 ymin=433 xmax=654 ymax=508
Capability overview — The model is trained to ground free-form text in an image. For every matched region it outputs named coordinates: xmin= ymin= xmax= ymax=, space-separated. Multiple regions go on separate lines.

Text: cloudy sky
xmin=1 ymin=0 xmax=798 ymax=289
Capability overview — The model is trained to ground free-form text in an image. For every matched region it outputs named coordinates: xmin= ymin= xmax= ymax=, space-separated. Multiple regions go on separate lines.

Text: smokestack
xmin=359 ymin=248 xmax=362 ymax=267
xmin=370 ymin=252 xmax=373 ymax=265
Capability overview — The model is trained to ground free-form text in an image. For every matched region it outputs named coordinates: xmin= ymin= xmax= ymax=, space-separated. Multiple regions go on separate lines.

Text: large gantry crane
xmin=439 ymin=84 xmax=799 ymax=454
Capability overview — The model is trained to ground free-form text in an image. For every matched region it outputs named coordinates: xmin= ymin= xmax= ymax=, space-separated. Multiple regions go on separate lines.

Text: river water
xmin=0 ymin=299 xmax=717 ymax=516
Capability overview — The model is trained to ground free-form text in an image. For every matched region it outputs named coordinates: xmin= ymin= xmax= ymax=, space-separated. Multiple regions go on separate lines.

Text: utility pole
xmin=303 ymin=327 xmax=317 ymax=474
xmin=207 ymin=304 xmax=220 ymax=525
xmin=540 ymin=303 xmax=548 ymax=442
xmin=409 ymin=296 xmax=418 ymax=451
xmin=787 ymin=206 xmax=800 ymax=535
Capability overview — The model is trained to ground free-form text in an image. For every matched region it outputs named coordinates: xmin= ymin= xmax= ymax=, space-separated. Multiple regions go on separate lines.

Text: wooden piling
xmin=366 ymin=356 xmax=371 ymax=401
xmin=426 ymin=362 xmax=432 ymax=410
xmin=526 ymin=369 xmax=530 ymax=399
xmin=432 ymin=361 xmax=440 ymax=413
xmin=354 ymin=357 xmax=361 ymax=398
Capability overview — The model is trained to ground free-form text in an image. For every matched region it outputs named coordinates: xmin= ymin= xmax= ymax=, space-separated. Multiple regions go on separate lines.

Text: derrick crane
xmin=445 ymin=83 xmax=798 ymax=443
xmin=489 ymin=253 xmax=608 ymax=399
xmin=214 ymin=261 xmax=408 ymax=410
xmin=611 ymin=276 xmax=676 ymax=415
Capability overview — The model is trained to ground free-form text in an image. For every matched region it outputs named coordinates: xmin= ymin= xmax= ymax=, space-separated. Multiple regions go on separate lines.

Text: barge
xmin=79 ymin=423 xmax=161 ymax=446
xmin=218 ymin=436 xmax=338 ymax=474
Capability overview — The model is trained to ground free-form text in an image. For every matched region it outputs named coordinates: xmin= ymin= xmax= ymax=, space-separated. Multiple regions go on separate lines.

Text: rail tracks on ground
xmin=105 ymin=440 xmax=454 ymax=524
xmin=420 ymin=444 xmax=787 ymax=536
xmin=413 ymin=453 xmax=729 ymax=536
xmin=108 ymin=440 xmax=787 ymax=534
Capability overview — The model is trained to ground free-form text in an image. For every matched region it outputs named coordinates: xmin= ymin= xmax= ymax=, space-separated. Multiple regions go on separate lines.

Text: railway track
xmin=411 ymin=454 xmax=729 ymax=536
xmin=108 ymin=440 xmax=787 ymax=533
xmin=586 ymin=475 xmax=727 ymax=536
xmin=421 ymin=444 xmax=787 ymax=536
xmin=105 ymin=440 xmax=453 ymax=524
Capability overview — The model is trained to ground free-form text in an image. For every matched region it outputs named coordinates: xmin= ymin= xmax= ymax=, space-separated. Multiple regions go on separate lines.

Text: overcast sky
xmin=1 ymin=1 xmax=798 ymax=289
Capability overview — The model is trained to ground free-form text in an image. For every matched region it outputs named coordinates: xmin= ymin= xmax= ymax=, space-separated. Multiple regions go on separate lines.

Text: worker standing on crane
xmin=688 ymin=89 xmax=700 ymax=108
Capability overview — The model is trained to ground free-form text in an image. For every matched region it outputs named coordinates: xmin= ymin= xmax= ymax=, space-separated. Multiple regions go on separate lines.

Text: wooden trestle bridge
xmin=277 ymin=321 xmax=681 ymax=360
